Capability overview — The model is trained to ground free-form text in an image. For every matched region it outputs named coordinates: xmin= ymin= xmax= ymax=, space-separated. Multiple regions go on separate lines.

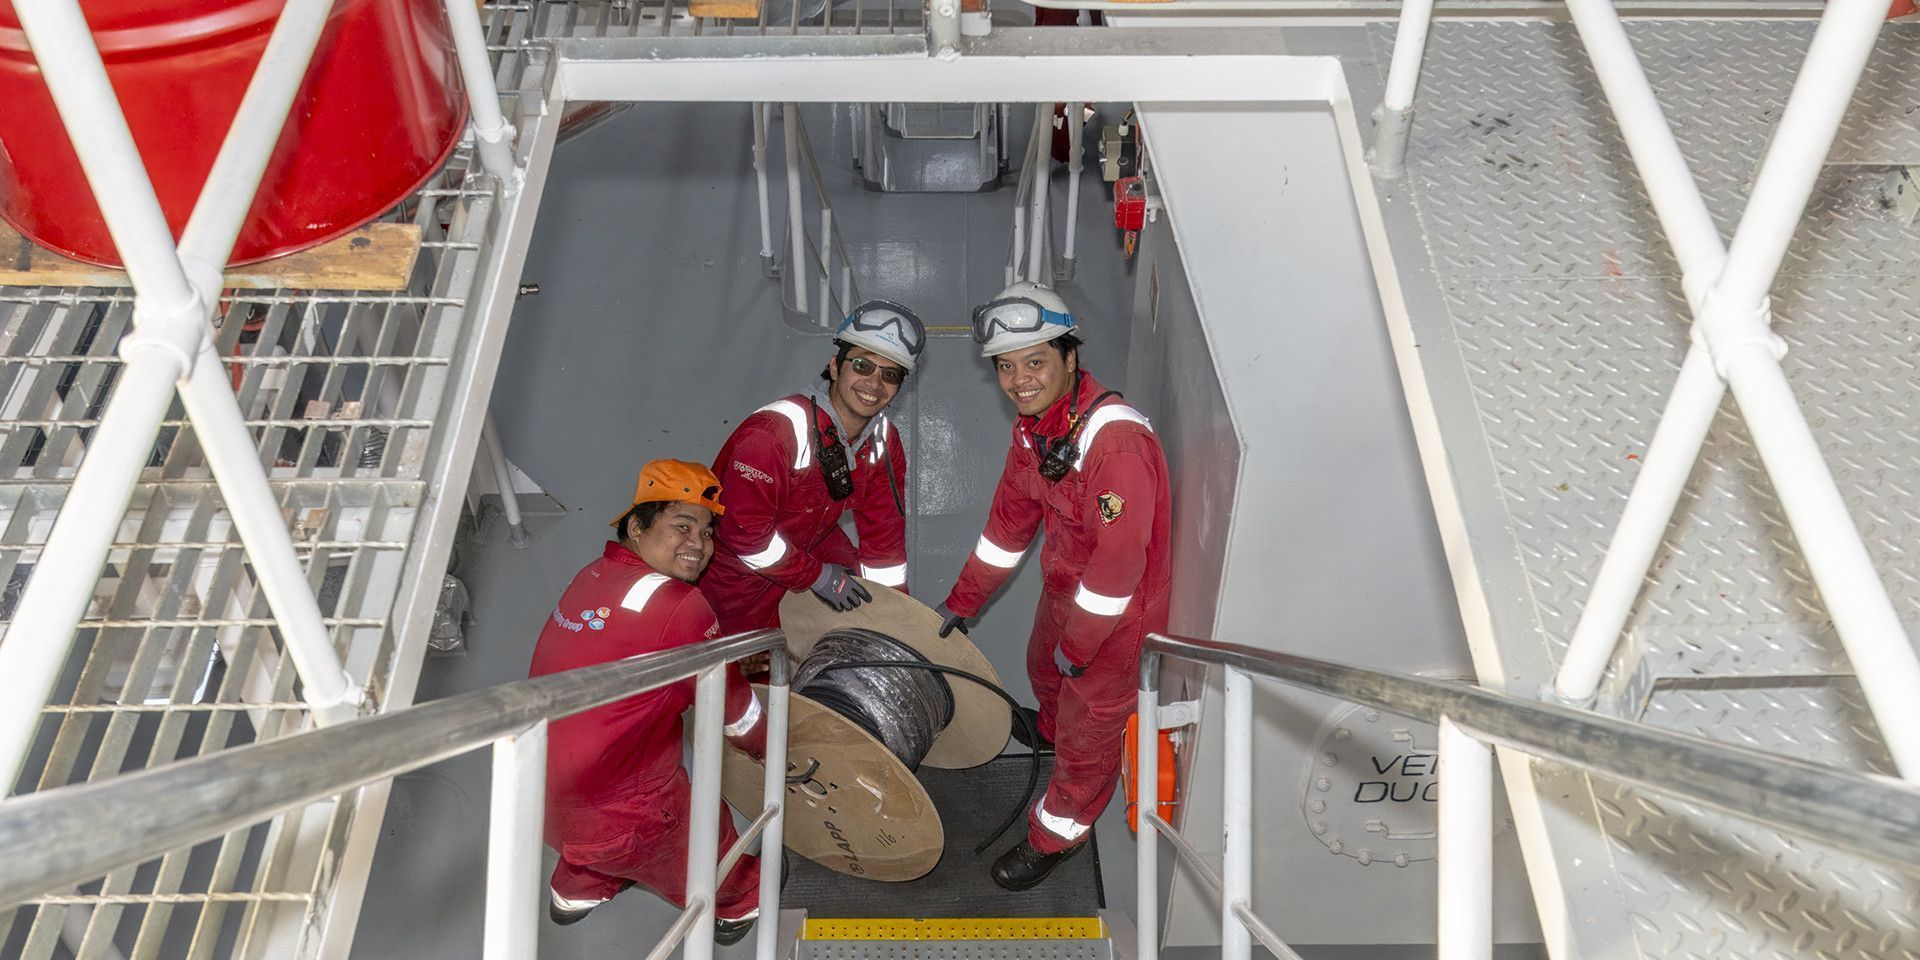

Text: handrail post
xmin=818 ymin=207 xmax=835 ymax=326
xmin=754 ymin=646 xmax=792 ymax=960
xmin=484 ymin=720 xmax=547 ymax=960
xmin=1367 ymin=0 xmax=1435 ymax=179
xmin=1136 ymin=649 xmax=1162 ymax=960
xmin=1220 ymin=665 xmax=1252 ymax=960
xmin=684 ymin=664 xmax=727 ymax=960
xmin=1437 ymin=717 xmax=1491 ymax=960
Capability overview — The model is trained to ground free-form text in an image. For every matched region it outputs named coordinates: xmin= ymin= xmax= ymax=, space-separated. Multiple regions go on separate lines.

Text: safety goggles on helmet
xmin=837 ymin=300 xmax=925 ymax=370
xmin=970 ymin=296 xmax=1075 ymax=346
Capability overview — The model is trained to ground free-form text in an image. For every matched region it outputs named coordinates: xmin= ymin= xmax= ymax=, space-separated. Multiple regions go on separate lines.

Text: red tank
xmin=0 ymin=0 xmax=467 ymax=267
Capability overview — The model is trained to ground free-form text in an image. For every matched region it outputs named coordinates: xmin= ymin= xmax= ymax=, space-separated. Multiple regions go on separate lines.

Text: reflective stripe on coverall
xmin=943 ymin=372 xmax=1172 ymax=853
xmin=529 ymin=542 xmax=768 ymax=918
xmin=703 ymin=392 xmax=910 ymax=633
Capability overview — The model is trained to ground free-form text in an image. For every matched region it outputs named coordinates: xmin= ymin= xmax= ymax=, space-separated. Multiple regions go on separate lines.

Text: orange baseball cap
xmin=610 ymin=459 xmax=726 ymax=527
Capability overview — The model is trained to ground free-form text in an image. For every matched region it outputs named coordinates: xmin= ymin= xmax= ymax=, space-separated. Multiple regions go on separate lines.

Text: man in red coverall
xmin=936 ymin=281 xmax=1172 ymax=890
xmin=702 ymin=301 xmax=925 ymax=631
xmin=529 ymin=459 xmax=769 ymax=942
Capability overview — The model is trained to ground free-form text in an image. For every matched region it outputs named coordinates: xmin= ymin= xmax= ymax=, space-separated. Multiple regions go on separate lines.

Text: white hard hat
xmin=971 ymin=282 xmax=1077 ymax=358
xmin=836 ymin=300 xmax=926 ymax=372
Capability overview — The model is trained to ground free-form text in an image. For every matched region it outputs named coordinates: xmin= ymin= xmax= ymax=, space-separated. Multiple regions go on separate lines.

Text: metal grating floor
xmin=1365 ymin=19 xmax=1920 ymax=960
xmin=0 ymin=3 xmax=552 ymax=957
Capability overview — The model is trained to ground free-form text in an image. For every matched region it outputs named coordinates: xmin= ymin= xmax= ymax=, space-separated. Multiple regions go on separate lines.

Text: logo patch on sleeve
xmin=1097 ymin=490 xmax=1125 ymax=525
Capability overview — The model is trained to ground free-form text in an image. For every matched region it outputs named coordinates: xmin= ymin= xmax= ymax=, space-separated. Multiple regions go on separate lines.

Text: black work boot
xmin=1009 ymin=706 xmax=1053 ymax=752
xmin=714 ymin=913 xmax=757 ymax=946
xmin=548 ymin=889 xmax=605 ymax=926
xmin=990 ymin=839 xmax=1084 ymax=891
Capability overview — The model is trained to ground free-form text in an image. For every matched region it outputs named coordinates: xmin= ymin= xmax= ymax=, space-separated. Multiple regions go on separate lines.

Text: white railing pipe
xmin=483 ymin=721 xmax=546 ymax=960
xmin=445 ymin=0 xmax=517 ymax=181
xmin=1560 ymin=0 xmax=1724 ymax=284
xmin=0 ymin=360 xmax=180 ymax=789
xmin=753 ymin=663 xmax=791 ymax=960
xmin=1721 ymin=354 xmax=1920 ymax=776
xmin=1437 ymin=718 xmax=1492 ymax=960
xmin=783 ymin=104 xmax=808 ymax=315
xmin=1716 ymin=0 xmax=1884 ymax=307
xmin=179 ymin=342 xmax=361 ymax=723
xmin=1367 ymin=0 xmax=1434 ymax=178
xmin=177 ymin=0 xmax=338 ymax=278
xmin=1062 ymin=102 xmax=1083 ymax=276
xmin=753 ymin=104 xmax=775 ymax=267
xmin=1555 ymin=347 xmax=1723 ymax=700
xmin=7 ymin=0 xmax=196 ymax=312
xmin=1220 ymin=666 xmax=1253 ymax=960
xmin=642 ymin=902 xmax=708 ymax=960
xmin=1135 ymin=654 xmax=1161 ymax=960
xmin=683 ymin=665 xmax=726 ymax=960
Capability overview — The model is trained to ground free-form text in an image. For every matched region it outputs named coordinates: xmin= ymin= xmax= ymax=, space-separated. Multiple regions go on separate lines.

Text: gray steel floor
xmin=1364 ymin=19 xmax=1920 ymax=960
xmin=352 ymin=101 xmax=1136 ymax=957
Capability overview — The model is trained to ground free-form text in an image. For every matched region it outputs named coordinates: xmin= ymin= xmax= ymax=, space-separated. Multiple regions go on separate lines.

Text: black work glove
xmin=935 ymin=603 xmax=971 ymax=638
xmin=808 ymin=563 xmax=871 ymax=612
xmin=1053 ymin=643 xmax=1086 ymax=678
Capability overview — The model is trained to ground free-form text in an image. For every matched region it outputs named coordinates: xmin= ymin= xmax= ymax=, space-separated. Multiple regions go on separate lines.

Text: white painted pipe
xmin=1561 ymin=0 xmax=1724 ymax=283
xmin=483 ymin=721 xmax=547 ymax=960
xmin=482 ymin=416 xmax=528 ymax=544
xmin=1721 ymin=353 xmax=1920 ymax=777
xmin=1063 ymin=102 xmax=1083 ymax=272
xmin=819 ymin=207 xmax=835 ymax=327
xmin=179 ymin=342 xmax=360 ymax=723
xmin=683 ymin=665 xmax=727 ymax=960
xmin=178 ymin=0 xmax=338 ymax=277
xmin=783 ymin=104 xmax=808 ymax=314
xmin=1027 ymin=140 xmax=1051 ymax=283
xmin=0 ymin=361 xmax=181 ymax=789
xmin=1380 ymin=0 xmax=1435 ymax=112
xmin=753 ymin=104 xmax=774 ymax=261
xmin=1135 ymin=674 xmax=1160 ymax=960
xmin=445 ymin=0 xmax=517 ymax=181
xmin=1716 ymin=0 xmax=1886 ymax=307
xmin=10 ymin=0 xmax=195 ymax=311
xmin=1555 ymin=346 xmax=1724 ymax=700
xmin=753 ymin=677 xmax=791 ymax=960
xmin=1220 ymin=666 xmax=1252 ymax=960
xmin=1437 ymin=718 xmax=1492 ymax=960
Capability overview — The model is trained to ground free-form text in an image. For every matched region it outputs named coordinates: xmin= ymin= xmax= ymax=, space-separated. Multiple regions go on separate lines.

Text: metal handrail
xmin=1135 ymin=633 xmax=1920 ymax=960
xmin=1146 ymin=633 xmax=1920 ymax=865
xmin=0 ymin=628 xmax=788 ymax=909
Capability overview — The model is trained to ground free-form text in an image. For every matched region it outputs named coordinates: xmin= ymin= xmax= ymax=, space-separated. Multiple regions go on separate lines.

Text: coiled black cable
xmin=798 ymin=649 xmax=1044 ymax=854
xmin=794 ymin=630 xmax=955 ymax=770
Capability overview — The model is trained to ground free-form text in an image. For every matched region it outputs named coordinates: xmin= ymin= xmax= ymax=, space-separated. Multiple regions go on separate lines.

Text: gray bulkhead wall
xmin=1132 ymin=102 xmax=1539 ymax=947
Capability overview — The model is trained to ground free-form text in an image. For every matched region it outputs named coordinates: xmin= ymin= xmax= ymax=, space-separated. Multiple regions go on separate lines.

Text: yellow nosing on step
xmin=802 ymin=917 xmax=1105 ymax=941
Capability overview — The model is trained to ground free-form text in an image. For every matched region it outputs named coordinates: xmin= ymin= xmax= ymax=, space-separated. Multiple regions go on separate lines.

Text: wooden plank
xmin=0 ymin=222 xmax=422 ymax=291
xmin=689 ymin=0 xmax=761 ymax=18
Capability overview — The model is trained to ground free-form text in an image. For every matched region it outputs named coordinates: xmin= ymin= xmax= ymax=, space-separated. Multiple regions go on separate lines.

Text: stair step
xmin=798 ymin=918 xmax=1111 ymax=960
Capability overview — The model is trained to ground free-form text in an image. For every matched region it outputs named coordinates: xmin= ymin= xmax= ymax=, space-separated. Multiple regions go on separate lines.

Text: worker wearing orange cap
xmin=528 ymin=459 xmax=768 ymax=942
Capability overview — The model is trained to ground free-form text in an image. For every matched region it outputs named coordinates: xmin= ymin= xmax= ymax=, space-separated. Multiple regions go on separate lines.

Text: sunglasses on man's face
xmin=846 ymin=355 xmax=907 ymax=386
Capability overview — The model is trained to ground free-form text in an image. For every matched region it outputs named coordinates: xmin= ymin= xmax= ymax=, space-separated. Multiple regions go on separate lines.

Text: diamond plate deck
xmin=1365 ymin=19 xmax=1920 ymax=960
xmin=798 ymin=940 xmax=1113 ymax=960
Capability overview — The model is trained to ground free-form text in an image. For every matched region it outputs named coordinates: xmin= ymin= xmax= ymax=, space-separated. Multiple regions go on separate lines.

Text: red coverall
xmin=944 ymin=373 xmax=1171 ymax=854
xmin=529 ymin=542 xmax=768 ymax=919
xmin=703 ymin=393 xmax=910 ymax=633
